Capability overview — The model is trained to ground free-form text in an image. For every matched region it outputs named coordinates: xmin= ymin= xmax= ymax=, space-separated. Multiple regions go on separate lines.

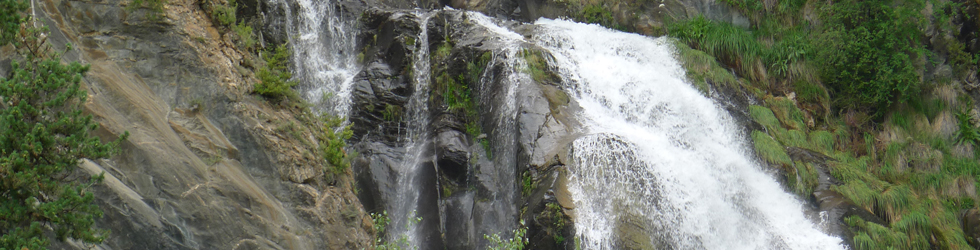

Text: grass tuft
xmin=751 ymin=131 xmax=792 ymax=166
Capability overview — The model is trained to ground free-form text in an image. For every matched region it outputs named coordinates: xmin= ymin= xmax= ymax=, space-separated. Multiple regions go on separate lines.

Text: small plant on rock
xmin=254 ymin=44 xmax=300 ymax=103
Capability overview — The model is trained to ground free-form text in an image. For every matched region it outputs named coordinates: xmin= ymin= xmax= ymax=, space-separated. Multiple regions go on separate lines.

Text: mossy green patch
xmin=808 ymin=130 xmax=836 ymax=154
xmin=749 ymin=105 xmax=779 ymax=129
xmin=673 ymin=40 xmax=739 ymax=93
xmin=765 ymin=96 xmax=806 ymax=130
xmin=789 ymin=161 xmax=818 ymax=196
xmin=777 ymin=129 xmax=808 ymax=148
xmin=792 ymin=80 xmax=828 ymax=104
xmin=521 ymin=49 xmax=560 ymax=84
xmin=751 ymin=131 xmax=792 ymax=166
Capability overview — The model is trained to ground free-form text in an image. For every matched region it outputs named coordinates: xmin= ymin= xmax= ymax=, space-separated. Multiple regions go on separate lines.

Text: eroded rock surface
xmin=10 ymin=0 xmax=375 ymax=248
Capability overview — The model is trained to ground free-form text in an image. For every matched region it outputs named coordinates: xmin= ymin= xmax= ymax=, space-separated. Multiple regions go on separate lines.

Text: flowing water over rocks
xmin=532 ymin=19 xmax=845 ymax=249
xmin=335 ymin=7 xmax=847 ymax=249
xmin=276 ymin=0 xmax=360 ymax=114
xmin=23 ymin=0 xmax=861 ymax=247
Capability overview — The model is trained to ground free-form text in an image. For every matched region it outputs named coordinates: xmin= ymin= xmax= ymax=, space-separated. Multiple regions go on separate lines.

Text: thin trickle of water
xmin=532 ymin=19 xmax=845 ymax=250
xmin=283 ymin=0 xmax=359 ymax=115
xmin=464 ymin=11 xmax=530 ymax=240
xmin=387 ymin=10 xmax=438 ymax=248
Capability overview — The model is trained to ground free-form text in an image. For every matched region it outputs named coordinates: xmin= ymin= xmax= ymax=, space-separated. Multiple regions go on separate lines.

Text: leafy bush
xmin=815 ymin=0 xmax=923 ymax=117
xmin=370 ymin=210 xmax=422 ymax=250
xmin=254 ymin=44 xmax=300 ymax=102
xmin=0 ymin=0 xmax=27 ymax=45
xmin=315 ymin=114 xmax=352 ymax=174
xmin=484 ymin=221 xmax=528 ymax=250
xmin=232 ymin=21 xmax=256 ymax=49
xmin=211 ymin=0 xmax=237 ymax=26
xmin=0 ymin=26 xmax=126 ymax=250
xmin=581 ymin=4 xmax=616 ymax=29
xmin=954 ymin=109 xmax=980 ymax=146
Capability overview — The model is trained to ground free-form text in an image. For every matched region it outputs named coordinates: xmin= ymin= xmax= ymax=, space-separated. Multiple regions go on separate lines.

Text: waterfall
xmin=283 ymin=0 xmax=359 ymax=115
xmin=464 ymin=11 xmax=528 ymax=240
xmin=531 ymin=19 xmax=846 ymax=249
xmin=386 ymin=10 xmax=438 ymax=248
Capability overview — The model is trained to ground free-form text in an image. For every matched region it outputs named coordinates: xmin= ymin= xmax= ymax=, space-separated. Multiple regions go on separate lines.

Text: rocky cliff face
xmin=8 ymin=0 xmax=375 ymax=249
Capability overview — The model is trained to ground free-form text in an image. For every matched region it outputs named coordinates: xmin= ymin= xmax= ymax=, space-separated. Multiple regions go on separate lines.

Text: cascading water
xmin=386 ymin=10 xmax=438 ymax=248
xmin=531 ymin=19 xmax=846 ymax=249
xmin=282 ymin=0 xmax=359 ymax=114
xmin=463 ymin=11 xmax=529 ymax=239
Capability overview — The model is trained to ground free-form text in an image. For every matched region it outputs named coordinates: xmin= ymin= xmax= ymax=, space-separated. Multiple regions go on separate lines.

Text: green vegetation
xmin=210 ymin=0 xmax=237 ymax=26
xmin=433 ymin=43 xmax=493 ymax=157
xmin=127 ymin=0 xmax=165 ymax=19
xmin=670 ymin=0 xmax=928 ymax=118
xmin=314 ymin=114 xmax=353 ymax=174
xmin=673 ymin=41 xmax=739 ymax=93
xmin=254 ymin=44 xmax=300 ymax=102
xmin=521 ymin=170 xmax=536 ymax=197
xmin=667 ymin=0 xmax=980 ymax=246
xmin=207 ymin=0 xmax=257 ymax=50
xmin=521 ymin=49 xmax=559 ymax=84
xmin=382 ymin=103 xmax=401 ymax=121
xmin=814 ymin=0 xmax=923 ymax=114
xmin=578 ymin=4 xmax=628 ymax=31
xmin=232 ymin=20 xmax=257 ymax=49
xmin=955 ymin=109 xmax=980 ymax=146
xmin=545 ymin=203 xmax=565 ymax=244
xmin=370 ymin=210 xmax=423 ymax=250
xmin=0 ymin=0 xmax=26 ymax=45
xmin=0 ymin=23 xmax=127 ymax=249
xmin=484 ymin=221 xmax=528 ymax=250
xmin=581 ymin=4 xmax=612 ymax=26
xmin=751 ymin=130 xmax=792 ymax=166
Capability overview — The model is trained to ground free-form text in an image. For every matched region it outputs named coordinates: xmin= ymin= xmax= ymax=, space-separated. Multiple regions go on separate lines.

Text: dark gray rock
xmin=436 ymin=129 xmax=470 ymax=182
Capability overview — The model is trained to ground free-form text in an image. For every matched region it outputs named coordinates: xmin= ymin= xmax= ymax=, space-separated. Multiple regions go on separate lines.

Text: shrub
xmin=232 ymin=21 xmax=256 ymax=49
xmin=485 ymin=221 xmax=528 ymax=250
xmin=315 ymin=114 xmax=352 ymax=174
xmin=0 ymin=0 xmax=27 ymax=45
xmin=211 ymin=0 xmax=237 ymax=27
xmin=254 ymin=44 xmax=300 ymax=102
xmin=581 ymin=4 xmax=616 ymax=29
xmin=0 ymin=26 xmax=127 ymax=250
xmin=815 ymin=0 xmax=923 ymax=117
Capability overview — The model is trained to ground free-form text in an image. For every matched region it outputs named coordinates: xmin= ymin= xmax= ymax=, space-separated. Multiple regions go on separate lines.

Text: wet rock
xmin=522 ymin=169 xmax=577 ymax=250
xmin=443 ymin=192 xmax=477 ymax=249
xmin=963 ymin=208 xmax=980 ymax=247
xmin=436 ymin=129 xmax=470 ymax=182
xmin=787 ymin=147 xmax=886 ymax=247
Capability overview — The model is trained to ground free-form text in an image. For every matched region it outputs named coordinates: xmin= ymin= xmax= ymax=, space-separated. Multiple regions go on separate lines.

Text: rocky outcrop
xmin=347 ymin=8 xmax=585 ymax=249
xmin=8 ymin=0 xmax=375 ymax=248
xmin=785 ymin=147 xmax=886 ymax=247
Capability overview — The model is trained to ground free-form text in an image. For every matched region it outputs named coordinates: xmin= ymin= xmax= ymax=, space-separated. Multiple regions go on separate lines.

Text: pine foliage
xmin=0 ymin=24 xmax=126 ymax=249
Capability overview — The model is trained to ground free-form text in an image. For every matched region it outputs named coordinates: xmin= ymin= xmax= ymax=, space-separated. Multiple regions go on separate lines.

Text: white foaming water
xmin=285 ymin=0 xmax=359 ymax=115
xmin=532 ymin=19 xmax=845 ymax=250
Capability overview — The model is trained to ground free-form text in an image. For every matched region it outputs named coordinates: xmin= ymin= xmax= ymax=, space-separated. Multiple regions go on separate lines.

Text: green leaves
xmin=0 ymin=0 xmax=27 ymax=45
xmin=254 ymin=44 xmax=300 ymax=102
xmin=484 ymin=221 xmax=528 ymax=250
xmin=0 ymin=25 xmax=125 ymax=250
xmin=315 ymin=113 xmax=352 ymax=174
xmin=816 ymin=0 xmax=923 ymax=117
